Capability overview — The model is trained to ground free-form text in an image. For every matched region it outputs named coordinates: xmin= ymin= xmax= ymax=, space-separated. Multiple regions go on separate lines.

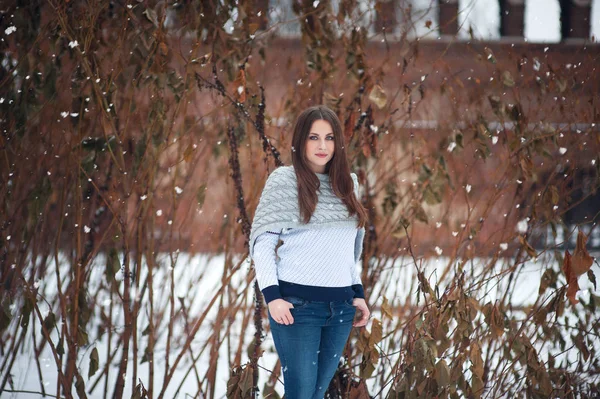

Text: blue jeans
xmin=268 ymin=296 xmax=356 ymax=399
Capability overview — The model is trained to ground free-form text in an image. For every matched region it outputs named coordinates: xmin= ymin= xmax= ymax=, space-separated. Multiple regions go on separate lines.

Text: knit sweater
xmin=249 ymin=165 xmax=365 ymax=261
xmin=249 ymin=165 xmax=366 ymax=303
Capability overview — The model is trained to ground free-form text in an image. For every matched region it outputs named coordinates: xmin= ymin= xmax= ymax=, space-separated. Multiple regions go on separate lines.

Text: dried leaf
xmin=562 ymin=250 xmax=580 ymax=305
xmin=239 ymin=365 xmax=254 ymax=396
xmin=369 ymin=318 xmax=383 ymax=346
xmin=381 ymin=297 xmax=393 ymax=320
xmin=502 ymin=70 xmax=515 ymax=87
xmin=368 ymin=84 xmax=387 ymax=109
xmin=518 ymin=235 xmax=537 ymax=258
xmin=435 ymin=359 xmax=450 ymax=387
xmin=183 ymin=144 xmax=195 ymax=162
xmin=89 ymin=347 xmax=99 ymax=378
xmin=233 ymin=69 xmax=246 ymax=103
xmin=572 ymin=230 xmax=593 ymax=276
xmin=143 ymin=8 xmax=159 ymax=27
xmin=470 ymin=342 xmax=484 ymax=379
xmin=588 ymin=269 xmax=597 ymax=291
xmin=75 ymin=375 xmax=87 ymax=399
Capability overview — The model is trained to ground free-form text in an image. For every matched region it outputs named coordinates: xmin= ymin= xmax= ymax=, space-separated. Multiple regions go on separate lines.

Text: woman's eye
xmin=326 ymin=136 xmax=334 ymax=140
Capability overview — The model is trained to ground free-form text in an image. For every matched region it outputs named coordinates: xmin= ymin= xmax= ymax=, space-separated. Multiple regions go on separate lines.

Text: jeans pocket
xmin=282 ymin=296 xmax=308 ymax=309
xmin=344 ymin=298 xmax=355 ymax=307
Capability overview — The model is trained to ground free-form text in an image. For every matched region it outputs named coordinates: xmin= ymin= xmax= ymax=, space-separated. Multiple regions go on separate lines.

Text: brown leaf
xmin=588 ymin=269 xmax=597 ymax=291
xmin=563 ymin=250 xmax=580 ymax=305
xmin=369 ymin=318 xmax=383 ymax=346
xmin=435 ymin=359 xmax=450 ymax=387
xmin=502 ymin=70 xmax=515 ymax=87
xmin=239 ymin=365 xmax=254 ymax=396
xmin=344 ymin=111 xmax=356 ymax=142
xmin=158 ymin=42 xmax=168 ymax=56
xmin=572 ymin=230 xmax=593 ymax=276
xmin=381 ymin=297 xmax=393 ymax=320
xmin=470 ymin=342 xmax=484 ymax=379
xmin=518 ymin=235 xmax=537 ymax=258
xmin=232 ymin=69 xmax=246 ymax=103
xmin=368 ymin=84 xmax=387 ymax=109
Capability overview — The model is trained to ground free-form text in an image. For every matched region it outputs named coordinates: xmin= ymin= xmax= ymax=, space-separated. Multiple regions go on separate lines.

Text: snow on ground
xmin=7 ymin=250 xmax=600 ymax=398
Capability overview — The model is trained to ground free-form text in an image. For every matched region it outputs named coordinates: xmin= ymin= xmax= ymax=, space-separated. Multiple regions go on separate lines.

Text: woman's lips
xmin=316 ymin=154 xmax=328 ymax=158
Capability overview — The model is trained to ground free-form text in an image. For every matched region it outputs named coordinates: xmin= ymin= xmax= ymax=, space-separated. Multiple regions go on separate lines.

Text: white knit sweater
xmin=250 ymin=166 xmax=365 ymax=303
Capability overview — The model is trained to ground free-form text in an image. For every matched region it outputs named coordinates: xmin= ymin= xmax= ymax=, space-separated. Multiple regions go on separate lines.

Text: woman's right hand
xmin=268 ymin=299 xmax=295 ymax=325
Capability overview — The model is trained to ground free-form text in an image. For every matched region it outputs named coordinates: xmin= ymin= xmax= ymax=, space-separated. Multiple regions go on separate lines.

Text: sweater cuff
xmin=262 ymin=285 xmax=282 ymax=303
xmin=352 ymin=284 xmax=365 ymax=299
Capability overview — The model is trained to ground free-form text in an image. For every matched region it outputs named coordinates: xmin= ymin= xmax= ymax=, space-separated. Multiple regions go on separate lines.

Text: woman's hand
xmin=268 ymin=299 xmax=295 ymax=325
xmin=352 ymin=298 xmax=370 ymax=327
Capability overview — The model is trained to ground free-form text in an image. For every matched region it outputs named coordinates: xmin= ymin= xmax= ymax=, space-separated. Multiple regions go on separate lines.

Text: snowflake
xmin=559 ymin=147 xmax=567 ymax=155
xmin=447 ymin=142 xmax=457 ymax=152
xmin=434 ymin=246 xmax=443 ymax=255
xmin=516 ymin=218 xmax=528 ymax=233
xmin=5 ymin=26 xmax=16 ymax=35
xmin=499 ymin=243 xmax=508 ymax=251
xmin=84 ymin=225 xmax=91 ymax=233
xmin=68 ymin=40 xmax=79 ymax=48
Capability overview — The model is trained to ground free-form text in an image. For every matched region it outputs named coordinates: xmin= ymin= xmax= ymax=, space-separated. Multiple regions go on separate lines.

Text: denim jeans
xmin=268 ymin=296 xmax=356 ymax=399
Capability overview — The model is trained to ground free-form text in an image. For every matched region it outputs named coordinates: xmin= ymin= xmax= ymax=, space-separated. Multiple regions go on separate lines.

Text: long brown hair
xmin=291 ymin=105 xmax=368 ymax=227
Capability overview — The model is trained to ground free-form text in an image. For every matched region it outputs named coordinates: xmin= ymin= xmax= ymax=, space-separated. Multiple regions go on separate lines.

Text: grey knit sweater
xmin=249 ymin=165 xmax=365 ymax=261
xmin=249 ymin=165 xmax=366 ymax=303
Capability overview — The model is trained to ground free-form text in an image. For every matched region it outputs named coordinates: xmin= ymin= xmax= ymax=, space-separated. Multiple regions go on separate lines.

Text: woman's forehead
xmin=309 ymin=119 xmax=333 ymax=134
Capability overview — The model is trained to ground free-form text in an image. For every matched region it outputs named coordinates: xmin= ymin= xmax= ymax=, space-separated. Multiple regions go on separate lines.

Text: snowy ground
xmin=6 ymin=249 xmax=600 ymax=398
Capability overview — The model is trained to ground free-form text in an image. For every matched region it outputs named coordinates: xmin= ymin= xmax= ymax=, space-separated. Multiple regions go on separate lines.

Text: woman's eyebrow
xmin=309 ymin=132 xmax=334 ymax=135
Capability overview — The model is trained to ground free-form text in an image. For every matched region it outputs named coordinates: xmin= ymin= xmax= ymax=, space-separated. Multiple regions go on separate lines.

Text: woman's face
xmin=304 ymin=119 xmax=335 ymax=174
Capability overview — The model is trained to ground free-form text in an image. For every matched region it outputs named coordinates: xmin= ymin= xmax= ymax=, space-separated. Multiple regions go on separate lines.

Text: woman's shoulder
xmin=266 ymin=165 xmax=295 ymax=181
xmin=263 ymin=165 xmax=296 ymax=190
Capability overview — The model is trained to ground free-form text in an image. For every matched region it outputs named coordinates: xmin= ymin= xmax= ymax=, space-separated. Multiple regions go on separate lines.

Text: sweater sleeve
xmin=350 ymin=172 xmax=365 ymax=298
xmin=253 ymin=231 xmax=282 ymax=303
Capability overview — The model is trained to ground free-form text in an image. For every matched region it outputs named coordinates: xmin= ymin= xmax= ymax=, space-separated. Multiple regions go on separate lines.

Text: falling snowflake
xmin=466 ymin=184 xmax=472 ymax=193
xmin=84 ymin=225 xmax=91 ymax=233
xmin=156 ymin=210 xmax=163 ymax=216
xmin=5 ymin=26 xmax=16 ymax=35
xmin=447 ymin=142 xmax=457 ymax=152
xmin=313 ymin=0 xmax=320 ymax=7
xmin=516 ymin=218 xmax=528 ymax=233
xmin=452 ymin=231 xmax=458 ymax=237
xmin=60 ymin=112 xmax=69 ymax=118
xmin=434 ymin=246 xmax=443 ymax=255
xmin=140 ymin=195 xmax=147 ymax=200
xmin=435 ymin=222 xmax=442 ymax=229
xmin=499 ymin=243 xmax=508 ymax=251
xmin=175 ymin=186 xmax=183 ymax=194
xmin=492 ymin=136 xmax=499 ymax=145
xmin=68 ymin=40 xmax=79 ymax=48
xmin=559 ymin=147 xmax=567 ymax=155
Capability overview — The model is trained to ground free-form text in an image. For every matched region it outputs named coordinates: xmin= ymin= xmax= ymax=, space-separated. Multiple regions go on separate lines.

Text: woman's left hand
xmin=352 ymin=298 xmax=370 ymax=327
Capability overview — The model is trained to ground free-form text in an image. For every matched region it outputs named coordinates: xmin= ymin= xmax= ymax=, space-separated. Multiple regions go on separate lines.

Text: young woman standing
xmin=249 ymin=105 xmax=370 ymax=399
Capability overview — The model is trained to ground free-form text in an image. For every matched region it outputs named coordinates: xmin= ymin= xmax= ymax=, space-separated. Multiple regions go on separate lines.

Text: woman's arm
xmin=253 ymin=231 xmax=282 ymax=303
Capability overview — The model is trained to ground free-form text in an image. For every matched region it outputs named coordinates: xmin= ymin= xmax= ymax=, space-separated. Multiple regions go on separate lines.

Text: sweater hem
xmin=278 ymin=280 xmax=359 ymax=302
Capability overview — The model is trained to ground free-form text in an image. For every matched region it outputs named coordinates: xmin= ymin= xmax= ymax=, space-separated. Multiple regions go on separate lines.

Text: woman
xmin=249 ymin=105 xmax=370 ymax=399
